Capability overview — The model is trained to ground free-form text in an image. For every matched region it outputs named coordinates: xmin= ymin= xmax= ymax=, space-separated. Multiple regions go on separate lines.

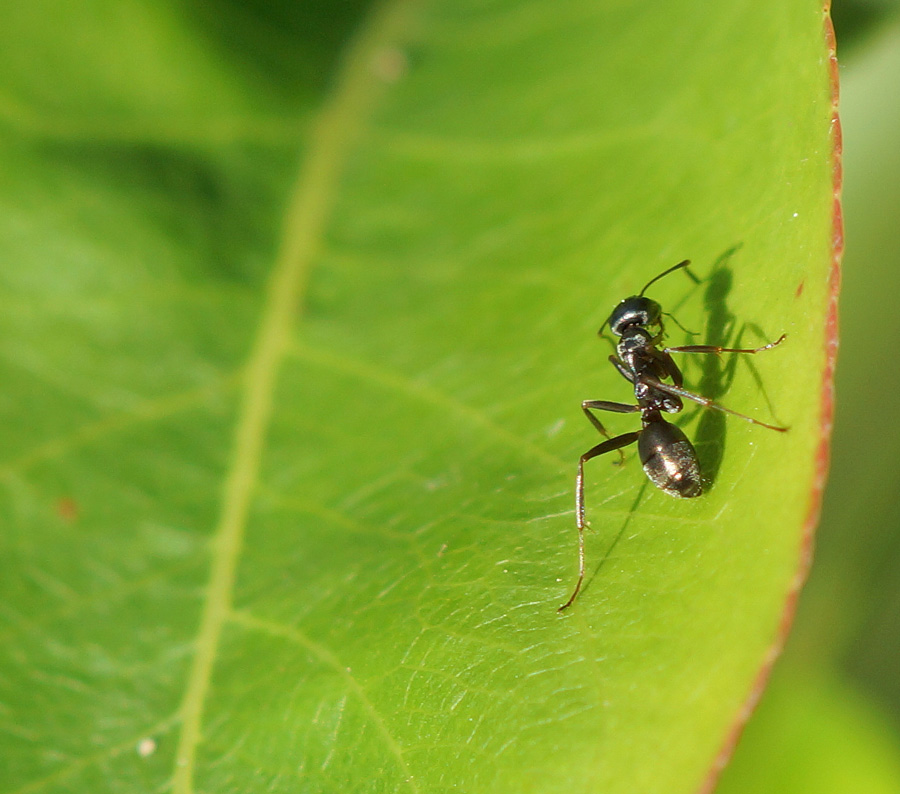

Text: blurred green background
xmin=719 ymin=2 xmax=900 ymax=791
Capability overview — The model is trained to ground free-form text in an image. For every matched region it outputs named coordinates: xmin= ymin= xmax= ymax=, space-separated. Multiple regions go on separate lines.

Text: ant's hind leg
xmin=560 ymin=430 xmax=640 ymax=613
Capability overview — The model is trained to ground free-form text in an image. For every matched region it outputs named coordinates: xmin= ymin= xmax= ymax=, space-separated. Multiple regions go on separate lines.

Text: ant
xmin=558 ymin=260 xmax=787 ymax=612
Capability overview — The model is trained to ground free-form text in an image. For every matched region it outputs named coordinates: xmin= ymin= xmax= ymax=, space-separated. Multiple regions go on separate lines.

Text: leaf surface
xmin=0 ymin=1 xmax=837 ymax=792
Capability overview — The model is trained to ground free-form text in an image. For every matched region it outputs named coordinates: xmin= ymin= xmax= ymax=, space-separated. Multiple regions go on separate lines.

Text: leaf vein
xmin=289 ymin=340 xmax=565 ymax=472
xmin=0 ymin=373 xmax=240 ymax=480
xmin=228 ymin=610 xmax=420 ymax=793
xmin=170 ymin=2 xmax=421 ymax=791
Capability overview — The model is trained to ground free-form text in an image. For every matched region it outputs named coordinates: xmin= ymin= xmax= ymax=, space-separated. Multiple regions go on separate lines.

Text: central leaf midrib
xmin=171 ymin=2 xmax=417 ymax=791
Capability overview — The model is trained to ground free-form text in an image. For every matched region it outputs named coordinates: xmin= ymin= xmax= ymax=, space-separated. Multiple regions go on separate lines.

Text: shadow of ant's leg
xmin=561 ymin=430 xmax=640 ymax=613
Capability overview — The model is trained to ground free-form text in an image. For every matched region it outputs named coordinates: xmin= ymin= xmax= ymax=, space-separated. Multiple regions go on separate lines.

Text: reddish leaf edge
xmin=697 ymin=4 xmax=844 ymax=793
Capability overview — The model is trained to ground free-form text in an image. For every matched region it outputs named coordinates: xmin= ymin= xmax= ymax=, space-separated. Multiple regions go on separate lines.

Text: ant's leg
xmin=560 ymin=431 xmax=640 ymax=613
xmin=664 ymin=333 xmax=786 ymax=356
xmin=662 ymin=311 xmax=698 ymax=336
xmin=582 ymin=399 xmax=640 ymax=464
xmin=575 ymin=429 xmax=640 ymax=528
xmin=609 ymin=355 xmax=635 ymax=383
xmin=640 ymin=375 xmax=789 ymax=432
xmin=649 ymin=348 xmax=685 ymax=387
xmin=582 ymin=399 xmax=640 ymax=435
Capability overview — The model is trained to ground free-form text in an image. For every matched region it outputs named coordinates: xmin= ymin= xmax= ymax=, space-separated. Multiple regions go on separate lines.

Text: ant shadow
xmin=680 ymin=245 xmax=785 ymax=489
xmin=578 ymin=481 xmax=648 ymax=601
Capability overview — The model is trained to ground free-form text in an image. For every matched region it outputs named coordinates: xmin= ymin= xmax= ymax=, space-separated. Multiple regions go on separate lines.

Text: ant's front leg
xmin=664 ymin=333 xmax=786 ymax=356
xmin=561 ymin=429 xmax=641 ymax=613
xmin=608 ymin=355 xmax=635 ymax=384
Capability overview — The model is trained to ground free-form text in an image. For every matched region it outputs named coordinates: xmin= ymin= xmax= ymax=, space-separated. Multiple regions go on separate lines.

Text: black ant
xmin=558 ymin=260 xmax=787 ymax=612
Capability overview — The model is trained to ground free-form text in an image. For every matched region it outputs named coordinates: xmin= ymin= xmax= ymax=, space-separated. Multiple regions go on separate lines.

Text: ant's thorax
xmin=616 ymin=326 xmax=683 ymax=413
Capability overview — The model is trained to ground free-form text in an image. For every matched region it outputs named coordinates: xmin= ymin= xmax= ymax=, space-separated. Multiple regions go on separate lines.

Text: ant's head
xmin=601 ymin=259 xmax=693 ymax=338
xmin=605 ymin=296 xmax=662 ymax=337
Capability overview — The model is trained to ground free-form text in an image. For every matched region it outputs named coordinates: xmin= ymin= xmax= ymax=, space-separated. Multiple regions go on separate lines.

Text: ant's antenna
xmin=639 ymin=259 xmax=693 ymax=297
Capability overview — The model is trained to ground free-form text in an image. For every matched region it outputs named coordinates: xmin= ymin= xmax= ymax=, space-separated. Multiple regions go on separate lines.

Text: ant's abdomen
xmin=638 ymin=419 xmax=702 ymax=498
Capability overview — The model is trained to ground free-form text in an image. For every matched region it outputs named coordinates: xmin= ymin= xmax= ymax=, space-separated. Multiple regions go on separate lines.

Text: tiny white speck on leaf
xmin=137 ymin=738 xmax=157 ymax=758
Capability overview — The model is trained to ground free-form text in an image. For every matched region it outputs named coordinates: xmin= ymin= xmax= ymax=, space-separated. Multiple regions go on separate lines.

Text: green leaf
xmin=0 ymin=1 xmax=837 ymax=793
